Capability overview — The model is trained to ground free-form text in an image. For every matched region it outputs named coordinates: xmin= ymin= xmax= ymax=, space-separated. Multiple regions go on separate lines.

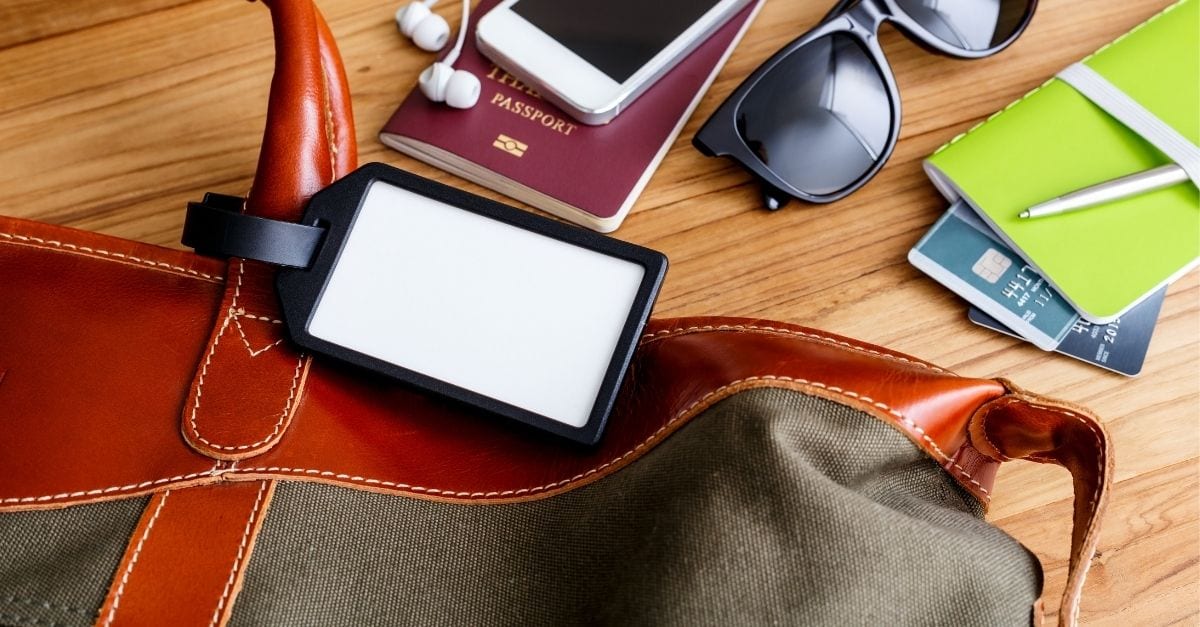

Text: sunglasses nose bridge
xmin=841 ymin=0 xmax=891 ymax=38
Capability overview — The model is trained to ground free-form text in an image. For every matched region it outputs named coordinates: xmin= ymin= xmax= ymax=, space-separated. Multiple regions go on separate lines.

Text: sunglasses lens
xmin=735 ymin=32 xmax=892 ymax=197
xmin=893 ymin=0 xmax=1033 ymax=52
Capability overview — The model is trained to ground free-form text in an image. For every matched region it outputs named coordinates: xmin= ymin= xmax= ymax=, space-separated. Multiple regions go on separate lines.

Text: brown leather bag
xmin=0 ymin=2 xmax=1110 ymax=626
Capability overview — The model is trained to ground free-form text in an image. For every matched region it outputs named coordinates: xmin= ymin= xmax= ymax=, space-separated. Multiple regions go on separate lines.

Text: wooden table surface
xmin=1 ymin=0 xmax=1196 ymax=623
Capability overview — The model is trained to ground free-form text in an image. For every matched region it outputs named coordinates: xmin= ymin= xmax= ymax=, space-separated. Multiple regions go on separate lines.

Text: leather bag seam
xmin=979 ymin=409 xmax=1014 ymax=462
xmin=0 ymin=232 xmax=222 ymax=283
xmin=1 ymin=472 xmax=216 ymax=505
xmin=640 ymin=324 xmax=952 ymax=375
xmin=1 ymin=363 xmax=989 ymax=504
xmin=320 ymin=64 xmax=338 ymax=178
xmin=225 ymin=377 xmax=989 ymax=500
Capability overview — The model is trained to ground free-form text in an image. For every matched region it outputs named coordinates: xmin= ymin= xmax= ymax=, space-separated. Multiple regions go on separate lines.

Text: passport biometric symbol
xmin=493 ymin=134 xmax=528 ymax=157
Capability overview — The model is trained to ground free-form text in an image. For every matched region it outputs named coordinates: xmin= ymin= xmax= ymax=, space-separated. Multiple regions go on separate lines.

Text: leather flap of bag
xmin=0 ymin=216 xmax=1013 ymax=510
xmin=0 ymin=219 xmax=228 ymax=502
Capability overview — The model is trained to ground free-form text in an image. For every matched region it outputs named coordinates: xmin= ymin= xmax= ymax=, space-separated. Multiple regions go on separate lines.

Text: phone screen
xmin=511 ymin=0 xmax=725 ymax=83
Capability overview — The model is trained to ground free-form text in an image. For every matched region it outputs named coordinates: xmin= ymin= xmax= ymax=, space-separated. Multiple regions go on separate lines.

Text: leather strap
xmin=967 ymin=380 xmax=1113 ymax=627
xmin=181 ymin=0 xmax=357 ymax=461
xmin=181 ymin=194 xmax=325 ymax=268
xmin=248 ymin=0 xmax=357 ymax=220
xmin=96 ymin=481 xmax=276 ymax=627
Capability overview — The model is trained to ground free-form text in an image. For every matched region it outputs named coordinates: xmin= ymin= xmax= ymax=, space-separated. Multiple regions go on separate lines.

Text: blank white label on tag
xmin=308 ymin=181 xmax=646 ymax=428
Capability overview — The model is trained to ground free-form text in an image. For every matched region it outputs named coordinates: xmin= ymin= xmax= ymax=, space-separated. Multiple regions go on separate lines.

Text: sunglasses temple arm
xmin=761 ymin=180 xmax=791 ymax=211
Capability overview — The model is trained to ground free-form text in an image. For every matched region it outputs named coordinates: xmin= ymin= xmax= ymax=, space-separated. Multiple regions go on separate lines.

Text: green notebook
xmin=925 ymin=0 xmax=1199 ymax=323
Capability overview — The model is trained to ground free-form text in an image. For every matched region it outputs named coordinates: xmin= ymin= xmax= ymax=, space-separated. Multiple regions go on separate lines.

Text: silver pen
xmin=1019 ymin=163 xmax=1190 ymax=219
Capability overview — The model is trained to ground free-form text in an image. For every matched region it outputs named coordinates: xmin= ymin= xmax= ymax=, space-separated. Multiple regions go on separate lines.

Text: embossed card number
xmin=277 ymin=164 xmax=667 ymax=445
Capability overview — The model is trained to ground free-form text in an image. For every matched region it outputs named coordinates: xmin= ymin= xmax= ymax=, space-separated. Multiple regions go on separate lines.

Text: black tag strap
xmin=181 ymin=193 xmax=326 ymax=268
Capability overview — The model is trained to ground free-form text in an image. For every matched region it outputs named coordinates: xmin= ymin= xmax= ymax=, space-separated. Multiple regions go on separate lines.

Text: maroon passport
xmin=379 ymin=0 xmax=763 ymax=232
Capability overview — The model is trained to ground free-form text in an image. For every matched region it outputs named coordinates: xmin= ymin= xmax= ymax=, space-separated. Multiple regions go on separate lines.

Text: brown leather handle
xmin=178 ymin=0 xmax=358 ymax=463
xmin=247 ymin=0 xmax=357 ymax=221
xmin=968 ymin=381 xmax=1113 ymax=627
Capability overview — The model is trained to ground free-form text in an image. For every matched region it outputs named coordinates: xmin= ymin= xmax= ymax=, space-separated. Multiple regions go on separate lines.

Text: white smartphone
xmin=476 ymin=0 xmax=752 ymax=125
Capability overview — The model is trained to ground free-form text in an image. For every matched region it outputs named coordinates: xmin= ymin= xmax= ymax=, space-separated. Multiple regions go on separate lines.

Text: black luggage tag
xmin=185 ymin=163 xmax=666 ymax=445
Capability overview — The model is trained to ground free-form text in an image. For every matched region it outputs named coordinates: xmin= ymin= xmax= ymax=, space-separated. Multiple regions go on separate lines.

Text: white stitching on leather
xmin=637 ymin=325 xmax=990 ymax=499
xmin=209 ymin=482 xmax=268 ymax=627
xmin=236 ymin=311 xmax=283 ymax=324
xmin=319 ymin=64 xmax=339 ymax=177
xmin=225 ymin=376 xmax=991 ymax=500
xmin=232 ymin=312 xmax=285 ymax=357
xmin=792 ymin=378 xmax=991 ymax=497
xmin=188 ymin=261 xmax=303 ymax=452
xmin=102 ymin=490 xmax=170 ymax=627
xmin=189 ymin=316 xmax=302 ymax=450
xmin=978 ymin=412 xmax=1014 ymax=462
xmin=1049 ymin=406 xmax=1105 ymax=627
xmin=1 ymin=377 xmax=989 ymax=504
xmin=640 ymin=324 xmax=952 ymax=375
xmin=0 ymin=232 xmax=221 ymax=282
xmin=3 ymin=338 xmax=988 ymax=504
xmin=0 ymin=471 xmax=216 ymax=504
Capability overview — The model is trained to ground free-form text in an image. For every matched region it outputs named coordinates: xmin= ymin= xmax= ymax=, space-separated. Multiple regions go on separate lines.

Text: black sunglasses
xmin=694 ymin=0 xmax=1037 ymax=209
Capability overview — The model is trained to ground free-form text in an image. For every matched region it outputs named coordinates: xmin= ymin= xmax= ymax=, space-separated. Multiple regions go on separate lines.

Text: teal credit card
xmin=908 ymin=201 xmax=1078 ymax=350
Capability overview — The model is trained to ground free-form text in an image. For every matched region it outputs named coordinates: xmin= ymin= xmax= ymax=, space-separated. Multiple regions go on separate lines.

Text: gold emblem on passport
xmin=493 ymin=134 xmax=528 ymax=157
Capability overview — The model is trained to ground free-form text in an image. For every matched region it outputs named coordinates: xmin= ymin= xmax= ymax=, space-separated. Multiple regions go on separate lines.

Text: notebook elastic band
xmin=1057 ymin=62 xmax=1200 ymax=186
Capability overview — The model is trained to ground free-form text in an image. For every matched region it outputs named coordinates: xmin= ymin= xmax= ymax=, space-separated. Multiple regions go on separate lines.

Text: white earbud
xmin=406 ymin=0 xmax=480 ymax=109
xmin=419 ymin=62 xmax=482 ymax=109
xmin=395 ymin=0 xmax=450 ymax=52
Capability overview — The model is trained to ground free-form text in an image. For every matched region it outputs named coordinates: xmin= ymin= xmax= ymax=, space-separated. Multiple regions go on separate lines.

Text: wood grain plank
xmin=0 ymin=0 xmax=1195 ymax=623
xmin=996 ymin=459 xmax=1200 ymax=625
xmin=0 ymin=0 xmax=191 ymax=50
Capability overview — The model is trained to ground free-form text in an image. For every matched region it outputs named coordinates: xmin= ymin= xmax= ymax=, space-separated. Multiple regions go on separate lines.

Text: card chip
xmin=972 ymin=248 xmax=1011 ymax=284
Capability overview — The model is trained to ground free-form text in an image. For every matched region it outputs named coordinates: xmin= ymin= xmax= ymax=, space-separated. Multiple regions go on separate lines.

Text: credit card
xmin=909 ymin=201 xmax=1078 ymax=350
xmin=968 ymin=287 xmax=1164 ymax=377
